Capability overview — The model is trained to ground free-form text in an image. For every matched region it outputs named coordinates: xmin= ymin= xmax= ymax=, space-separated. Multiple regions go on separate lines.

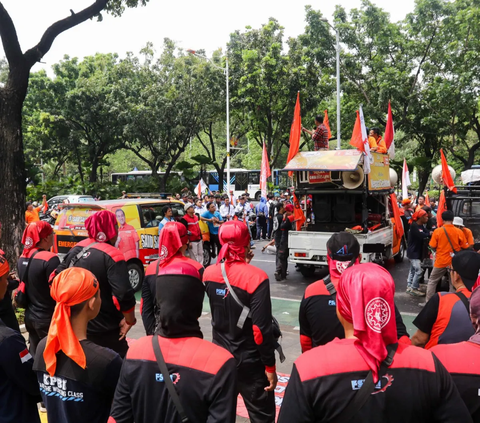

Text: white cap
xmin=32 ymin=201 xmax=38 ymax=207
xmin=453 ymin=216 xmax=464 ymax=227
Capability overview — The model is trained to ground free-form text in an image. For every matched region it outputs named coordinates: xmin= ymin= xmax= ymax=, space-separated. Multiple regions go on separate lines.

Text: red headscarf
xmin=0 ymin=251 xmax=9 ymax=277
xmin=21 ymin=221 xmax=53 ymax=255
xmin=284 ymin=204 xmax=294 ymax=213
xmin=85 ymin=210 xmax=118 ymax=242
xmin=43 ymin=267 xmax=99 ymax=376
xmin=410 ymin=209 xmax=427 ymax=224
xmin=218 ymin=220 xmax=250 ymax=263
xmin=336 ymin=263 xmax=397 ymax=382
xmin=158 ymin=222 xmax=188 ymax=267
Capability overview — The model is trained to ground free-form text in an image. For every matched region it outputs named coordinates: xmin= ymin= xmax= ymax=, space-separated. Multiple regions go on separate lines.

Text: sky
xmin=1 ymin=0 xmax=416 ymax=74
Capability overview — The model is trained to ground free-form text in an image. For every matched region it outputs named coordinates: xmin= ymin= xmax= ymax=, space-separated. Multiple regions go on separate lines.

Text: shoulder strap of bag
xmin=68 ymin=242 xmax=99 ymax=268
xmin=152 ymin=335 xmax=189 ymax=423
xmin=322 ymin=274 xmax=337 ymax=299
xmin=221 ymin=262 xmax=251 ymax=329
xmin=442 ymin=227 xmax=458 ymax=254
xmin=333 ymin=343 xmax=398 ymax=423
xmin=22 ymin=250 xmax=41 ymax=286
xmin=455 ymin=291 xmax=470 ymax=314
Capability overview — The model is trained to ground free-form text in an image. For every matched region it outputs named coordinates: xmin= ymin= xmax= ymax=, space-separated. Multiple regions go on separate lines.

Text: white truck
xmin=284 ymin=150 xmax=404 ymax=277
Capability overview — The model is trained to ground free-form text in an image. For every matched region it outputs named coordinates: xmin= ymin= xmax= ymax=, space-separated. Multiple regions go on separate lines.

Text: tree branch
xmin=0 ymin=2 xmax=23 ymax=66
xmin=24 ymin=0 xmax=108 ymax=68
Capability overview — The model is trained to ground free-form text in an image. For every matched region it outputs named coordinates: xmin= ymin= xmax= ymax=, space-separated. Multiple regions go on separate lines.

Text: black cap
xmin=442 ymin=210 xmax=454 ymax=222
xmin=452 ymin=250 xmax=480 ymax=290
xmin=327 ymin=232 xmax=361 ymax=261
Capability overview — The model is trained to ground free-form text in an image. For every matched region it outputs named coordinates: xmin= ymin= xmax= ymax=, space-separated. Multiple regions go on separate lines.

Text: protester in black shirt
xmin=16 ymin=221 xmax=60 ymax=354
xmin=280 ymin=263 xmax=471 ymax=423
xmin=54 ymin=210 xmax=136 ymax=357
xmin=275 ymin=203 xmax=294 ymax=281
xmin=34 ymin=267 xmax=122 ymax=423
xmin=110 ymin=261 xmax=237 ymax=423
xmin=0 ymin=251 xmax=41 ymax=423
xmin=431 ymin=286 xmax=480 ymax=421
xmin=406 ymin=209 xmax=430 ymax=297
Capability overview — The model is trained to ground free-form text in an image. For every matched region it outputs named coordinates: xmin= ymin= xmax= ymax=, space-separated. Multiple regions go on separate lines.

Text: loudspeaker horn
xmin=432 ymin=164 xmax=456 ymax=185
xmin=342 ymin=167 xmax=365 ymax=189
xmin=389 ymin=168 xmax=398 ymax=187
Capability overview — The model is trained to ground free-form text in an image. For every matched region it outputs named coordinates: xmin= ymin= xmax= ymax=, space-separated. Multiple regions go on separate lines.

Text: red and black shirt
xmin=141 ymin=256 xmax=204 ymax=335
xmin=431 ymin=341 xmax=480 ymax=421
xmin=181 ymin=214 xmax=202 ymax=242
xmin=54 ymin=239 xmax=136 ymax=335
xmin=204 ymin=261 xmax=276 ymax=372
xmin=34 ymin=337 xmax=122 ymax=423
xmin=278 ymin=338 xmax=471 ymax=423
xmin=108 ymin=335 xmax=237 ymax=423
xmin=17 ymin=248 xmax=60 ymax=323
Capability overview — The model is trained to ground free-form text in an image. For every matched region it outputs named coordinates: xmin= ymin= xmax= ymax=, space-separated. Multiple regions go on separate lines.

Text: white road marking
xmin=251 ymin=258 xmax=276 ymax=263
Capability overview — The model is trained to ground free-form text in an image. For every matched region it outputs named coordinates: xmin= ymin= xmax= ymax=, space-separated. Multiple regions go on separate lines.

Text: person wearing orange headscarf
xmin=0 ymin=250 xmax=42 ymax=423
xmin=141 ymin=221 xmax=204 ymax=335
xmin=53 ymin=210 xmax=136 ymax=357
xmin=16 ymin=221 xmax=59 ymax=355
xmin=278 ymin=263 xmax=470 ymax=423
xmin=33 ymin=267 xmax=122 ymax=423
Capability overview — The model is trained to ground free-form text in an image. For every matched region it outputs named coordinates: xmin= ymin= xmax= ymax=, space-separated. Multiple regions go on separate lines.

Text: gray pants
xmin=426 ymin=267 xmax=450 ymax=302
xmin=188 ymin=240 xmax=204 ymax=264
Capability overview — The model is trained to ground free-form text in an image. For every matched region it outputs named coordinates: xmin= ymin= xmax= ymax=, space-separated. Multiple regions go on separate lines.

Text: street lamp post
xmin=321 ymin=19 xmax=341 ymax=150
xmin=187 ymin=49 xmax=230 ymax=193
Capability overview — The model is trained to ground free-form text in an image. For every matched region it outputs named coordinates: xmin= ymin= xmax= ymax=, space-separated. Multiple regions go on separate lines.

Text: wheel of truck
xmin=127 ymin=262 xmax=143 ymax=292
xmin=299 ymin=264 xmax=316 ymax=277
xmin=394 ymin=240 xmax=405 ymax=263
xmin=203 ymin=243 xmax=212 ymax=267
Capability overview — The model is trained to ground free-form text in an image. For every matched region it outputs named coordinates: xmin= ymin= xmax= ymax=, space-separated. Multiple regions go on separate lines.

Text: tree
xmin=0 ymin=0 xmax=149 ymax=262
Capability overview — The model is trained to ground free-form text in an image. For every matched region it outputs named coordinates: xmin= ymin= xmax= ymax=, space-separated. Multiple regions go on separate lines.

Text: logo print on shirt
xmin=365 ymin=297 xmax=391 ymax=333
xmin=155 ymin=372 xmax=181 ymax=384
xmin=159 ymin=245 xmax=168 ymax=261
xmin=82 ymin=251 xmax=91 ymax=259
xmin=216 ymin=288 xmax=229 ymax=299
xmin=351 ymin=373 xmax=394 ymax=394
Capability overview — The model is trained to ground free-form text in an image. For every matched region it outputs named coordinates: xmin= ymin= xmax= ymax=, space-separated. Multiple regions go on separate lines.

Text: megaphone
xmin=342 ymin=167 xmax=365 ymax=189
xmin=389 ymin=168 xmax=398 ymax=187
xmin=432 ymin=164 xmax=456 ymax=185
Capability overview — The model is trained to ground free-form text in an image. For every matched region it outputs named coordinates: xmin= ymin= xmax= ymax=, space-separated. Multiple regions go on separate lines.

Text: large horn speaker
xmin=389 ymin=168 xmax=398 ymax=187
xmin=432 ymin=164 xmax=456 ymax=185
xmin=342 ymin=167 xmax=365 ymax=189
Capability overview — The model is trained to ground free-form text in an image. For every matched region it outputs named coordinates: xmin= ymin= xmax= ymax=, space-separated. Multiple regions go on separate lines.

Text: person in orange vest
xmin=415 ymin=195 xmax=426 ymax=212
xmin=369 ymin=127 xmax=387 ymax=154
xmin=25 ymin=195 xmax=47 ymax=224
xmin=453 ymin=217 xmax=474 ymax=248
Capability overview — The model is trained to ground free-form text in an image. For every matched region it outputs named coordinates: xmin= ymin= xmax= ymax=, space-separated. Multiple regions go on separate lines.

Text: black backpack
xmin=268 ymin=200 xmax=277 ymax=219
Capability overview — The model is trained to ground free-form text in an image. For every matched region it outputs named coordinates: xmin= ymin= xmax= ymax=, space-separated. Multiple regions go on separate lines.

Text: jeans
xmin=407 ymin=259 xmax=423 ymax=290
xmin=256 ymin=215 xmax=267 ymax=240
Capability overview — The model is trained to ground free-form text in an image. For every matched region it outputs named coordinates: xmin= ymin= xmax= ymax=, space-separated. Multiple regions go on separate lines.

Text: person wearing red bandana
xmin=16 ymin=221 xmax=59 ymax=355
xmin=34 ymin=267 xmax=122 ymax=423
xmin=279 ymin=263 xmax=471 ymax=423
xmin=431 ymin=286 xmax=480 ymax=421
xmin=203 ymin=220 xmax=277 ymax=423
xmin=54 ymin=210 xmax=136 ymax=357
xmin=141 ymin=221 xmax=204 ymax=335
xmin=299 ymin=232 xmax=410 ymax=353
xmin=0 ymin=251 xmax=42 ymax=423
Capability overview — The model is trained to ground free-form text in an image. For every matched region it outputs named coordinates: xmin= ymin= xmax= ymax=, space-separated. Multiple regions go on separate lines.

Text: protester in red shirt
xmin=181 ymin=203 xmax=203 ymax=264
xmin=279 ymin=263 xmax=471 ymax=423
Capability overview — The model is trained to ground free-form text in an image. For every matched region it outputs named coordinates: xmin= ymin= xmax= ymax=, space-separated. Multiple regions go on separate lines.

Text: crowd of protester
xmin=0 ymin=188 xmax=479 ymax=422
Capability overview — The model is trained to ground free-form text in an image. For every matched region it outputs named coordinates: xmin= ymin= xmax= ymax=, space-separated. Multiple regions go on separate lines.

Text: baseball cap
xmin=453 ymin=216 xmax=464 ymax=227
xmin=452 ymin=250 xmax=480 ymax=290
xmin=327 ymin=232 xmax=361 ymax=262
xmin=184 ymin=203 xmax=194 ymax=212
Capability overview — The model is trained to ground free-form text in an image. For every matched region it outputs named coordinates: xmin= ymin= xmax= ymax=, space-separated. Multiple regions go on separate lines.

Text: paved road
xmin=126 ymin=238 xmax=420 ymax=422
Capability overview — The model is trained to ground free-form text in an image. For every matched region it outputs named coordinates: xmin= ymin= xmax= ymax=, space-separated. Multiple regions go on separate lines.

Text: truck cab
xmin=284 ymin=150 xmax=404 ymax=277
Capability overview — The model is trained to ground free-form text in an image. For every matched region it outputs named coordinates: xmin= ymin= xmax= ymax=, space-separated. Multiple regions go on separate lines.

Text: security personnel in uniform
xmin=279 ymin=263 xmax=471 ymax=423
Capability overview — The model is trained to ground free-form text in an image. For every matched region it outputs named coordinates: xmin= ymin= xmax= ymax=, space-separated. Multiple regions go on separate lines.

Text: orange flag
xmin=436 ymin=190 xmax=447 ymax=227
xmin=424 ymin=192 xmax=431 ymax=207
xmin=349 ymin=110 xmax=364 ymax=152
xmin=389 ymin=193 xmax=404 ymax=240
xmin=292 ymin=192 xmax=306 ymax=231
xmin=287 ymin=93 xmax=301 ymax=177
xmin=440 ymin=149 xmax=457 ymax=193
xmin=324 ymin=109 xmax=332 ymax=139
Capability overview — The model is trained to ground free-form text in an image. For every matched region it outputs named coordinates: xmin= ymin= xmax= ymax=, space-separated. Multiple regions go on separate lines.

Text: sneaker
xmin=251 ymin=245 xmax=256 ymax=249
xmin=274 ymin=272 xmax=281 ymax=281
xmin=409 ymin=289 xmax=426 ymax=297
xmin=406 ymin=287 xmax=412 ymax=293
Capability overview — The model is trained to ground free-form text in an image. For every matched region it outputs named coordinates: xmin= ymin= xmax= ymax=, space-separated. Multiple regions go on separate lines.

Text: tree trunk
xmin=0 ymin=88 xmax=28 ymax=264
xmin=89 ymin=156 xmax=99 ymax=183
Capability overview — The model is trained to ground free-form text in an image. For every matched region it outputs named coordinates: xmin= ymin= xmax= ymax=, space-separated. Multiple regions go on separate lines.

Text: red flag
xmin=384 ymin=101 xmax=394 ymax=150
xmin=287 ymin=93 xmax=301 ymax=177
xmin=292 ymin=193 xmax=306 ymax=231
xmin=389 ymin=193 xmax=404 ymax=240
xmin=350 ymin=110 xmax=364 ymax=151
xmin=440 ymin=149 xmax=457 ymax=193
xmin=436 ymin=190 xmax=447 ymax=227
xmin=260 ymin=142 xmax=271 ymax=198
xmin=324 ymin=109 xmax=332 ymax=139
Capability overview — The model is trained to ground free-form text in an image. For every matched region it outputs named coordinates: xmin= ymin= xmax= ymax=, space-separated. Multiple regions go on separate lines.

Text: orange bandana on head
xmin=43 ymin=268 xmax=99 ymax=376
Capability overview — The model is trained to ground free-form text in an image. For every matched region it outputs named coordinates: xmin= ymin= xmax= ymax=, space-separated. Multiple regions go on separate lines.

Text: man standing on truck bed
xmin=302 ymin=114 xmax=329 ymax=151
